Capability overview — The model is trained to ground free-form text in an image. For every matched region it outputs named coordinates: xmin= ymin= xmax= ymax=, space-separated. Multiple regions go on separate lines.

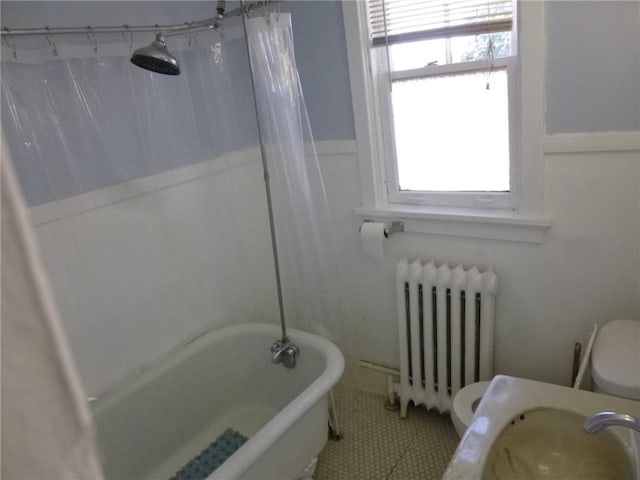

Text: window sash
xmin=390 ymin=57 xmax=510 ymax=81
xmin=369 ymin=0 xmax=513 ymax=46
xmin=376 ymin=55 xmax=519 ymax=209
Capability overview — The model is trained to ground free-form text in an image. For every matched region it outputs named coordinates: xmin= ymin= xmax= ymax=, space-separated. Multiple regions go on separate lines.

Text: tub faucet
xmin=271 ymin=339 xmax=300 ymax=369
xmin=583 ymin=411 xmax=640 ymax=434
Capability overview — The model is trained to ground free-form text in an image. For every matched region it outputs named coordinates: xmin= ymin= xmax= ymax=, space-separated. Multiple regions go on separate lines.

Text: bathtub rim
xmin=209 ymin=323 xmax=344 ymax=479
xmin=92 ymin=322 xmax=342 ymax=410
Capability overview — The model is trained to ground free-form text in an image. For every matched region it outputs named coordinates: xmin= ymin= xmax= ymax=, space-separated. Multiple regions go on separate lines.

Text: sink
xmin=443 ymin=376 xmax=640 ymax=480
xmin=482 ymin=407 xmax=633 ymax=479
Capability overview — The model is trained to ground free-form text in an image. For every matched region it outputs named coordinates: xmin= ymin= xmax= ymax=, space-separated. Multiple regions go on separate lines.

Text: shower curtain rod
xmin=0 ymin=2 xmax=276 ymax=38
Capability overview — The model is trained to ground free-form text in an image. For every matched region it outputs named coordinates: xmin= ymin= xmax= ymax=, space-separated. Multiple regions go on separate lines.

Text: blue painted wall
xmin=4 ymin=0 xmax=638 ymax=206
xmin=1 ymin=0 xmax=354 ymax=206
xmin=285 ymin=1 xmax=356 ymax=140
xmin=545 ymin=1 xmax=640 ymax=134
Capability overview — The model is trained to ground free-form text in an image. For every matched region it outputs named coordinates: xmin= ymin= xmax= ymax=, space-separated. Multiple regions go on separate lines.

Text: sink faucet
xmin=583 ymin=411 xmax=640 ymax=434
xmin=271 ymin=339 xmax=300 ymax=369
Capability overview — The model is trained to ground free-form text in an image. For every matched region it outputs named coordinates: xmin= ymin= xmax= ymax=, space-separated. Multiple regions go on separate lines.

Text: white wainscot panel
xmin=33 ymin=150 xmax=279 ymax=396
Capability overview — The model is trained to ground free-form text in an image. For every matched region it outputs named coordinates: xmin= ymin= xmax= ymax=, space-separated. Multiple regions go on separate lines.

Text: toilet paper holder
xmin=359 ymin=220 xmax=405 ymax=238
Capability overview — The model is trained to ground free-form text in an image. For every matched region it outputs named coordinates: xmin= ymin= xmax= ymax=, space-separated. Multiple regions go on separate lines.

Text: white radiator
xmin=396 ymin=257 xmax=498 ymax=417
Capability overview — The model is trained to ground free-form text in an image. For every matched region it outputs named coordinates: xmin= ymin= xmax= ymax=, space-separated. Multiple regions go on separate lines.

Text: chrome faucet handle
xmin=270 ymin=340 xmax=283 ymax=355
xmin=271 ymin=339 xmax=300 ymax=369
xmin=583 ymin=411 xmax=640 ymax=434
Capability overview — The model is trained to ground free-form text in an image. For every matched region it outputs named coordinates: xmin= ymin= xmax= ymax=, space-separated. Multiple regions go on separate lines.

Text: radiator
xmin=396 ymin=257 xmax=498 ymax=417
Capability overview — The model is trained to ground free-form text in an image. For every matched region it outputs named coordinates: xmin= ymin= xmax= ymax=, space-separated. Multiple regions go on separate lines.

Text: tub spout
xmin=583 ymin=411 xmax=640 ymax=434
xmin=271 ymin=340 xmax=300 ymax=369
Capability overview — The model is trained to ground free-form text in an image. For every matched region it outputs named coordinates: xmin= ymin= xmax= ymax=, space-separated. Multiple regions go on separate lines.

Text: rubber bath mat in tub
xmin=171 ymin=428 xmax=248 ymax=480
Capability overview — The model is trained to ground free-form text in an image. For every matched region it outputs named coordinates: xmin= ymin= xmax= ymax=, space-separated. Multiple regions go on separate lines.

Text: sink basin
xmin=443 ymin=376 xmax=640 ymax=480
xmin=482 ymin=407 xmax=633 ymax=480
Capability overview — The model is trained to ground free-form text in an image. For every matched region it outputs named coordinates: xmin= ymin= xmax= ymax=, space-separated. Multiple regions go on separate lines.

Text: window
xmin=368 ymin=0 xmax=517 ymax=209
xmin=344 ymin=0 xmax=549 ymax=242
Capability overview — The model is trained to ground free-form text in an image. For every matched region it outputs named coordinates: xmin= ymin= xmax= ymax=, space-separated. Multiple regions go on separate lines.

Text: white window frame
xmin=383 ymin=58 xmax=518 ymax=209
xmin=343 ymin=0 xmax=551 ymax=243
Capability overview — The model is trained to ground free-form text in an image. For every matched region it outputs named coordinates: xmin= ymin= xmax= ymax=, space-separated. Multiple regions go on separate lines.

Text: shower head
xmin=130 ymin=33 xmax=180 ymax=75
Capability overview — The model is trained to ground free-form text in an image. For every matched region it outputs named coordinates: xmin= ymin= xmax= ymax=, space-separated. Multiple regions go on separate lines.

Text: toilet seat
xmin=591 ymin=319 xmax=640 ymax=400
xmin=451 ymin=381 xmax=491 ymax=437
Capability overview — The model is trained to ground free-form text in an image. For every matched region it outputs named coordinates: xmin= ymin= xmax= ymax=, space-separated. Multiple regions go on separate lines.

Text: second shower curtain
xmin=245 ymin=13 xmax=346 ymax=343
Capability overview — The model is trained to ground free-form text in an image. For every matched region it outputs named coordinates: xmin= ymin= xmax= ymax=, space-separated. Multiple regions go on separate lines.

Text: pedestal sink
xmin=482 ymin=407 xmax=633 ymax=479
xmin=443 ymin=376 xmax=640 ymax=480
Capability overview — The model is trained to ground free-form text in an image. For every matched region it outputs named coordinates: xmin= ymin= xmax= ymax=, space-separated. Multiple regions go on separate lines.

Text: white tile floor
xmin=314 ymin=386 xmax=460 ymax=480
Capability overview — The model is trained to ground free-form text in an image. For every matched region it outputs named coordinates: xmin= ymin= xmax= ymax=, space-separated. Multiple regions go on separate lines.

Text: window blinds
xmin=368 ymin=0 xmax=513 ymax=46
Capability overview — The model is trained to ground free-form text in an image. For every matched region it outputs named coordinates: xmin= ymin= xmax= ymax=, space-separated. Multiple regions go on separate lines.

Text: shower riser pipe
xmin=240 ymin=3 xmax=292 ymax=356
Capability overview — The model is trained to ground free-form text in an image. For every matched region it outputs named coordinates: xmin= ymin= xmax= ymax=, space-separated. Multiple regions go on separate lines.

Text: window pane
xmin=391 ymin=69 xmax=509 ymax=192
xmin=389 ymin=38 xmax=447 ymax=71
xmin=451 ymin=32 xmax=512 ymax=63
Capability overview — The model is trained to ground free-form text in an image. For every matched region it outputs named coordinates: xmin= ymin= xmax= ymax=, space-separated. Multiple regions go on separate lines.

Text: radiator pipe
xmin=385 ymin=375 xmax=401 ymax=411
xmin=571 ymin=342 xmax=581 ymax=387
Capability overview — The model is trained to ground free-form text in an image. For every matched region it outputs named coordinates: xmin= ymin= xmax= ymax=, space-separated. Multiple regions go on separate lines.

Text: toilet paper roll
xmin=360 ymin=222 xmax=386 ymax=262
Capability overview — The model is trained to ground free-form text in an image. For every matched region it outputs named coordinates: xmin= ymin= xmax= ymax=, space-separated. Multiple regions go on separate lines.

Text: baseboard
xmin=339 ymin=359 xmax=400 ymax=397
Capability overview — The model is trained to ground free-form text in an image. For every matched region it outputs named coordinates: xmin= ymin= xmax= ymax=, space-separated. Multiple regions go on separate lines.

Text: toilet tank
xmin=591 ymin=319 xmax=640 ymax=400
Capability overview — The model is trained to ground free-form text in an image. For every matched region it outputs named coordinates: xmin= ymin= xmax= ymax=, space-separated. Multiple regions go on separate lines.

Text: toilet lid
xmin=592 ymin=319 xmax=640 ymax=400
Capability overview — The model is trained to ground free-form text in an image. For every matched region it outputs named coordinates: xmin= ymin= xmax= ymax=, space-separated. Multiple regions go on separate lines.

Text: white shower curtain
xmin=1 ymin=11 xmax=350 ymax=411
xmin=0 ymin=29 xmax=283 ymax=397
xmin=1 ymin=137 xmax=103 ymax=479
xmin=245 ymin=13 xmax=346 ymax=343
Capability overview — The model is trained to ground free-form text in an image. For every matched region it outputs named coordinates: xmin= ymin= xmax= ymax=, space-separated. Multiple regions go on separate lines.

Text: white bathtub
xmin=91 ymin=323 xmax=344 ymax=480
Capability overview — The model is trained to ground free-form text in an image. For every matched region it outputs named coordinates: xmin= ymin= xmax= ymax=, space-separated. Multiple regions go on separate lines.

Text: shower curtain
xmin=0 ymin=28 xmax=281 ymax=396
xmin=1 ymin=9 xmax=349 ymax=408
xmin=2 ymin=139 xmax=104 ymax=478
xmin=1 ymin=39 xmax=257 ymax=207
xmin=245 ymin=13 xmax=346 ymax=343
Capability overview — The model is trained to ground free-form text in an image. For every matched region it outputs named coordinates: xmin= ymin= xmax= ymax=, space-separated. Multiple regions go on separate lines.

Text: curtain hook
xmin=44 ymin=28 xmax=58 ymax=56
xmin=121 ymin=25 xmax=134 ymax=51
xmin=187 ymin=31 xmax=199 ymax=47
xmin=3 ymin=34 xmax=17 ymax=59
xmin=86 ymin=27 xmax=98 ymax=54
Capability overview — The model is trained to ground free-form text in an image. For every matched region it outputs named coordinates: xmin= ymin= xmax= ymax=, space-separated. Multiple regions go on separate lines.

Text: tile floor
xmin=314 ymin=386 xmax=460 ymax=480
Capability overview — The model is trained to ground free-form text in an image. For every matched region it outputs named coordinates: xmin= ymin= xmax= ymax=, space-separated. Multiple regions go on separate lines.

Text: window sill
xmin=355 ymin=205 xmax=552 ymax=244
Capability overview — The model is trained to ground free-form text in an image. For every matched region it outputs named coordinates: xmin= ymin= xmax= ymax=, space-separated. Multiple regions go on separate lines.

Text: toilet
xmin=450 ymin=320 xmax=640 ymax=438
xmin=450 ymin=380 xmax=491 ymax=438
xmin=591 ymin=319 xmax=640 ymax=400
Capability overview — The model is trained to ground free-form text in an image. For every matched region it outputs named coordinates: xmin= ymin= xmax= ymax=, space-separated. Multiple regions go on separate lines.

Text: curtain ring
xmin=187 ymin=31 xmax=200 ymax=47
xmin=3 ymin=35 xmax=17 ymax=58
xmin=44 ymin=29 xmax=58 ymax=56
xmin=121 ymin=25 xmax=133 ymax=51
xmin=86 ymin=28 xmax=98 ymax=54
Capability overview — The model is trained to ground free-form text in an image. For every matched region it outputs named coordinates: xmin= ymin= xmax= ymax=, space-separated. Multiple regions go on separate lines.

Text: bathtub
xmin=91 ymin=323 xmax=344 ymax=480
